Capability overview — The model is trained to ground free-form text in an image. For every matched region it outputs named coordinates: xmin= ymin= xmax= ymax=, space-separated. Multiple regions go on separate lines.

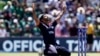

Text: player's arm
xmin=55 ymin=5 xmax=66 ymax=23
xmin=52 ymin=7 xmax=66 ymax=27
xmin=32 ymin=3 xmax=40 ymax=26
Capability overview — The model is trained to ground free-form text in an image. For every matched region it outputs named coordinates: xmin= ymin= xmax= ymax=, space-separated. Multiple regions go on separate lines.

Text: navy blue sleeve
xmin=38 ymin=23 xmax=42 ymax=28
xmin=52 ymin=21 xmax=57 ymax=28
xmin=38 ymin=22 xmax=44 ymax=29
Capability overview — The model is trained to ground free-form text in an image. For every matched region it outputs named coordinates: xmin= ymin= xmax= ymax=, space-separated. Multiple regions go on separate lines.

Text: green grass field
xmin=0 ymin=53 xmax=100 ymax=56
xmin=0 ymin=53 xmax=39 ymax=56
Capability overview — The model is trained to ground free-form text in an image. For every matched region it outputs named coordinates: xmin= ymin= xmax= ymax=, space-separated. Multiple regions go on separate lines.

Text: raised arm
xmin=55 ymin=6 xmax=66 ymax=23
xmin=32 ymin=3 xmax=40 ymax=26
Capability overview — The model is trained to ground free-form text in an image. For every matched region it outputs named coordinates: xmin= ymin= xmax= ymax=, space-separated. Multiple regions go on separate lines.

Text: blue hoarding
xmin=0 ymin=37 xmax=100 ymax=52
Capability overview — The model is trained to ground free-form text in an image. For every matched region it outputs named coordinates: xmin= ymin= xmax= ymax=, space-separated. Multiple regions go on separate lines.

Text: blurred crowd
xmin=0 ymin=0 xmax=100 ymax=37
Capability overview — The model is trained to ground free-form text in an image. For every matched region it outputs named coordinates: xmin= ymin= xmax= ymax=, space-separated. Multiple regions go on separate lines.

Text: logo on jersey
xmin=49 ymin=31 xmax=54 ymax=34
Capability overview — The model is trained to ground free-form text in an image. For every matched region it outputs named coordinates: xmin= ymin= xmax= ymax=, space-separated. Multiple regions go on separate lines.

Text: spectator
xmin=69 ymin=25 xmax=78 ymax=37
xmin=10 ymin=19 xmax=22 ymax=37
xmin=33 ymin=26 xmax=41 ymax=36
xmin=0 ymin=0 xmax=100 ymax=37
xmin=3 ymin=1 xmax=13 ymax=12
xmin=61 ymin=20 xmax=70 ymax=37
xmin=55 ymin=22 xmax=63 ymax=37
xmin=66 ymin=0 xmax=73 ymax=11
xmin=44 ymin=4 xmax=50 ymax=14
xmin=3 ymin=1 xmax=18 ymax=21
xmin=35 ymin=4 xmax=43 ymax=17
xmin=77 ymin=3 xmax=85 ymax=23
xmin=47 ymin=0 xmax=59 ymax=10
xmin=24 ymin=7 xmax=33 ymax=18
xmin=15 ymin=5 xmax=24 ymax=20
xmin=24 ymin=24 xmax=33 ymax=37
xmin=0 ymin=19 xmax=8 ymax=37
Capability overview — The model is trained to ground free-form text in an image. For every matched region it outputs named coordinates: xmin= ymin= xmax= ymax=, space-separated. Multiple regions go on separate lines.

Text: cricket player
xmin=32 ymin=3 xmax=71 ymax=56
